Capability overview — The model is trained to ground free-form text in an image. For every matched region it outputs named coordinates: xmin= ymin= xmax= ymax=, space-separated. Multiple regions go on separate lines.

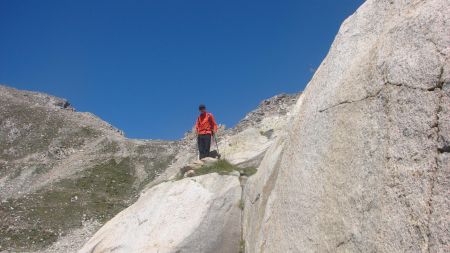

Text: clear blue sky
xmin=0 ymin=0 xmax=364 ymax=140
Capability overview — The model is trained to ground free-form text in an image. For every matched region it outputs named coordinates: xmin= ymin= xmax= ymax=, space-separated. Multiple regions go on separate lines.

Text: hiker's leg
xmin=198 ymin=134 xmax=208 ymax=159
xmin=205 ymin=134 xmax=211 ymax=157
xmin=197 ymin=135 xmax=204 ymax=159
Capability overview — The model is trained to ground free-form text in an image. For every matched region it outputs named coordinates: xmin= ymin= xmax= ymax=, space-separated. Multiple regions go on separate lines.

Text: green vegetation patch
xmin=239 ymin=167 xmax=257 ymax=177
xmin=181 ymin=159 xmax=257 ymax=178
xmin=195 ymin=159 xmax=238 ymax=176
xmin=138 ymin=154 xmax=176 ymax=191
xmin=32 ymin=164 xmax=52 ymax=175
xmin=239 ymin=239 xmax=245 ymax=253
xmin=98 ymin=139 xmax=121 ymax=154
xmin=239 ymin=199 xmax=245 ymax=210
xmin=0 ymin=158 xmax=137 ymax=251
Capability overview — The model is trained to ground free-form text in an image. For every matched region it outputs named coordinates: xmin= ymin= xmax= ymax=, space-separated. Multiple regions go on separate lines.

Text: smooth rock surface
xmin=79 ymin=173 xmax=241 ymax=253
xmin=243 ymin=0 xmax=450 ymax=252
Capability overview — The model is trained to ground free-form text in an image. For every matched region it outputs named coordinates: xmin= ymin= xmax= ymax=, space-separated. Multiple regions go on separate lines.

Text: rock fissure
xmin=239 ymin=181 xmax=245 ymax=253
xmin=250 ymin=193 xmax=260 ymax=205
xmin=426 ymin=37 xmax=447 ymax=59
xmin=317 ymin=78 xmax=429 ymax=113
xmin=437 ymin=146 xmax=450 ymax=153
xmin=386 ymin=81 xmax=440 ymax=92
xmin=436 ymin=88 xmax=448 ymax=154
xmin=428 ymin=66 xmax=446 ymax=91
xmin=335 ymin=234 xmax=354 ymax=249
xmin=318 ymin=88 xmax=383 ymax=113
xmin=425 ymin=71 xmax=446 ymax=252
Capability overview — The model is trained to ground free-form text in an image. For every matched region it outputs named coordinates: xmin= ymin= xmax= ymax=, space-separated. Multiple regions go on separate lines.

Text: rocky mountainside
xmin=78 ymin=1 xmax=449 ymax=251
xmin=0 ymin=84 xmax=298 ymax=252
xmin=2 ymin=0 xmax=449 ymax=252
xmin=242 ymin=0 xmax=449 ymax=252
xmin=0 ymin=85 xmax=179 ymax=252
xmin=84 ymin=0 xmax=448 ymax=252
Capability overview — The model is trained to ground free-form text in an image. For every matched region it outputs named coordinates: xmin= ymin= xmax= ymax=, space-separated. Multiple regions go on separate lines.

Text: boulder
xmin=185 ymin=169 xmax=195 ymax=177
xmin=191 ymin=159 xmax=205 ymax=166
xmin=200 ymin=157 xmax=218 ymax=166
xmin=243 ymin=0 xmax=450 ymax=252
xmin=78 ymin=173 xmax=242 ymax=253
xmin=179 ymin=159 xmax=202 ymax=171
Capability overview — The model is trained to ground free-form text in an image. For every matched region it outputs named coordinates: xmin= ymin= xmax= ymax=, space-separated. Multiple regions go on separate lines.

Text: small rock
xmin=71 ymin=196 xmax=78 ymax=202
xmin=191 ymin=160 xmax=204 ymax=166
xmin=185 ymin=170 xmax=195 ymax=177
xmin=201 ymin=157 xmax=218 ymax=165
xmin=180 ymin=163 xmax=202 ymax=174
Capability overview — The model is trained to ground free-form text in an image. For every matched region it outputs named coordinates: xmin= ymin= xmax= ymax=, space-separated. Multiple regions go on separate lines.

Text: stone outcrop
xmin=78 ymin=173 xmax=241 ymax=253
xmin=218 ymin=93 xmax=300 ymax=167
xmin=242 ymin=0 xmax=449 ymax=252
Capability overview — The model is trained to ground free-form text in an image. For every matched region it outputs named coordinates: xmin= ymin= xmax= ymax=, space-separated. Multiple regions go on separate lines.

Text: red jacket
xmin=195 ymin=112 xmax=218 ymax=135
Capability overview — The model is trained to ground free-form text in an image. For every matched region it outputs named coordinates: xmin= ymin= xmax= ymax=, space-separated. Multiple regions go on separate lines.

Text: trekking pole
xmin=212 ymin=132 xmax=221 ymax=159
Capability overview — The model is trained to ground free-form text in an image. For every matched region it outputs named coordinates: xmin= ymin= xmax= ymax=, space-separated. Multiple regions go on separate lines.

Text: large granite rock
xmin=243 ymin=0 xmax=449 ymax=252
xmin=78 ymin=173 xmax=241 ymax=253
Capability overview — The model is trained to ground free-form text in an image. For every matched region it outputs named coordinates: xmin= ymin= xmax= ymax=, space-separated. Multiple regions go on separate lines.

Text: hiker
xmin=195 ymin=104 xmax=218 ymax=159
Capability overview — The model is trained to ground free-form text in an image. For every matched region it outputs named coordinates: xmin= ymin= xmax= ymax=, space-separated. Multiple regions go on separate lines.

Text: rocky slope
xmin=242 ymin=0 xmax=449 ymax=252
xmin=0 ymin=84 xmax=298 ymax=252
xmin=3 ymin=0 xmax=449 ymax=252
xmin=143 ymin=93 xmax=299 ymax=188
xmin=0 ymin=85 xmax=179 ymax=252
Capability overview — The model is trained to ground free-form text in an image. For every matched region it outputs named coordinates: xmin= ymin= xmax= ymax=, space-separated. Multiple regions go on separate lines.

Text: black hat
xmin=199 ymin=104 xmax=206 ymax=110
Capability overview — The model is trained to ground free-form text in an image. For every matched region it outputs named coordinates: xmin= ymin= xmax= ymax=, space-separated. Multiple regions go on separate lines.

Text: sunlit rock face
xmin=242 ymin=0 xmax=450 ymax=252
xmin=218 ymin=93 xmax=300 ymax=168
xmin=78 ymin=173 xmax=241 ymax=253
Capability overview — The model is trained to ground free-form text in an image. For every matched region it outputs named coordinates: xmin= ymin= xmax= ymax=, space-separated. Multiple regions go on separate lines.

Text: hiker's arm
xmin=210 ymin=114 xmax=218 ymax=133
xmin=194 ymin=118 xmax=199 ymax=134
